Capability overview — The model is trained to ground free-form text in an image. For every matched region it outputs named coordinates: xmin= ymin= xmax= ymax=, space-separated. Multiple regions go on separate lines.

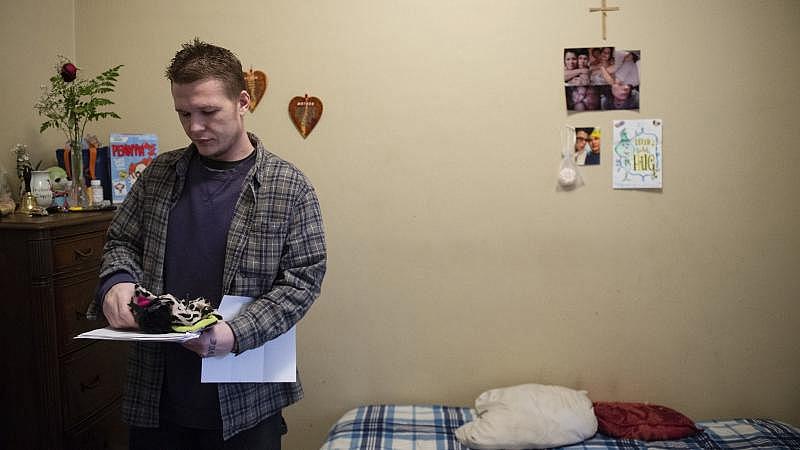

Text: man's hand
xmin=183 ymin=321 xmax=235 ymax=358
xmin=103 ymin=282 xmax=138 ymax=329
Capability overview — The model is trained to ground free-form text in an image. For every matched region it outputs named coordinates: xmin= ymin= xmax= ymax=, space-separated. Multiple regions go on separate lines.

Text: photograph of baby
xmin=564 ymin=47 xmax=640 ymax=112
xmin=572 ymin=127 xmax=601 ymax=166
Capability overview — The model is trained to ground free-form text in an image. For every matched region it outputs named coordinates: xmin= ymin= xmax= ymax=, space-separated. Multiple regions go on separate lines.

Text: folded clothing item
xmin=128 ymin=285 xmax=222 ymax=333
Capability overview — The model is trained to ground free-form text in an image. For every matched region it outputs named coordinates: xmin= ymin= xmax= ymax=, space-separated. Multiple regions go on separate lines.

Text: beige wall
xmin=1 ymin=0 xmax=75 ymax=184
xmin=4 ymin=1 xmax=800 ymax=448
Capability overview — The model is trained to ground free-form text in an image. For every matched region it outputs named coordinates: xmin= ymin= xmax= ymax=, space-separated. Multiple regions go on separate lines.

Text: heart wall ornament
xmin=243 ymin=68 xmax=268 ymax=112
xmin=289 ymin=94 xmax=323 ymax=139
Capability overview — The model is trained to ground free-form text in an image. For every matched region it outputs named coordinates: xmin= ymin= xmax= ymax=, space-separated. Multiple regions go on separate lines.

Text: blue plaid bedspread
xmin=320 ymin=405 xmax=800 ymax=450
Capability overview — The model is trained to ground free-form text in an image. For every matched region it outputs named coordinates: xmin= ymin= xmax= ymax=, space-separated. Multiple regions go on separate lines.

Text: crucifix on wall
xmin=589 ymin=0 xmax=620 ymax=41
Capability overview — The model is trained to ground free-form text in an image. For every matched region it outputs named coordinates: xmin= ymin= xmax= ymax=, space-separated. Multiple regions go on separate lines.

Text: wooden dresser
xmin=0 ymin=210 xmax=127 ymax=450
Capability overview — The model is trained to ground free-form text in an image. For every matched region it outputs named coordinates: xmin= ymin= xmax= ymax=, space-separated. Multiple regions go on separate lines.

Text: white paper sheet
xmin=201 ymin=295 xmax=297 ymax=383
xmin=75 ymin=327 xmax=200 ymax=342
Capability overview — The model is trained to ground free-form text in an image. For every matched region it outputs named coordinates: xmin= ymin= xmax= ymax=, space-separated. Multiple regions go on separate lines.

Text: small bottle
xmin=90 ymin=179 xmax=103 ymax=206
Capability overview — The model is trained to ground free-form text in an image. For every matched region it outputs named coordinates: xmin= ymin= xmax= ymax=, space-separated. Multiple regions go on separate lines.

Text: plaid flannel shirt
xmin=96 ymin=133 xmax=326 ymax=439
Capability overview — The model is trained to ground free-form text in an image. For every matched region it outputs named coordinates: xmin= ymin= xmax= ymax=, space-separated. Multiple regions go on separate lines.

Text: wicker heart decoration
xmin=289 ymin=94 xmax=323 ymax=139
xmin=243 ymin=68 xmax=268 ymax=112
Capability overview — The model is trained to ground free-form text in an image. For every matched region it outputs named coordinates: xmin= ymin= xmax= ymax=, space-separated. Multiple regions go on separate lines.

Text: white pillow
xmin=454 ymin=383 xmax=597 ymax=450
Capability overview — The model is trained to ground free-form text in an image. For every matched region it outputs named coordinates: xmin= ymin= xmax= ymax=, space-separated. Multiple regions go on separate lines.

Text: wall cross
xmin=589 ymin=0 xmax=620 ymax=41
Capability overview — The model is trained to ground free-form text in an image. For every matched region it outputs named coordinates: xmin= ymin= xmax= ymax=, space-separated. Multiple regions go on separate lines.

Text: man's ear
xmin=238 ymin=90 xmax=251 ymax=114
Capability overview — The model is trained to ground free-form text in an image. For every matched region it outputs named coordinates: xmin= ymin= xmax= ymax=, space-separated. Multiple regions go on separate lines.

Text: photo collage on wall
xmin=560 ymin=47 xmax=647 ymax=178
xmin=564 ymin=47 xmax=640 ymax=112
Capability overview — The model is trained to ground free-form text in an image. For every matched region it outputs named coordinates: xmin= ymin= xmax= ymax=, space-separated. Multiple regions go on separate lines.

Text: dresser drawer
xmin=64 ymin=400 xmax=128 ymax=450
xmin=53 ymin=231 xmax=106 ymax=273
xmin=0 ymin=211 xmax=116 ymax=450
xmin=56 ymin=273 xmax=104 ymax=355
xmin=61 ymin=340 xmax=127 ymax=429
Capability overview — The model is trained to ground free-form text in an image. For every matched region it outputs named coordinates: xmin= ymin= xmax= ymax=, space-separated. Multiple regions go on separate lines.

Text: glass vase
xmin=68 ymin=139 xmax=89 ymax=208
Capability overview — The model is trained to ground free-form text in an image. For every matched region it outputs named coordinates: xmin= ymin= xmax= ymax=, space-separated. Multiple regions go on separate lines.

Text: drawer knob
xmin=80 ymin=375 xmax=101 ymax=392
xmin=74 ymin=247 xmax=94 ymax=259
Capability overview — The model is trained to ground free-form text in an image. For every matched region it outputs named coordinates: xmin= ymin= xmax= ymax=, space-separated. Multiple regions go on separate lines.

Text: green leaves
xmin=34 ymin=60 xmax=124 ymax=144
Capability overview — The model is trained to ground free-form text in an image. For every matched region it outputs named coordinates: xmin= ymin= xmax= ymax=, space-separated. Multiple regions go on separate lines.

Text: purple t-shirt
xmin=161 ymin=151 xmax=255 ymax=429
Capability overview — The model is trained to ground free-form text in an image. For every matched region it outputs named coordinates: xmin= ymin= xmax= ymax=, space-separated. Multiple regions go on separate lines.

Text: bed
xmin=320 ymin=404 xmax=800 ymax=450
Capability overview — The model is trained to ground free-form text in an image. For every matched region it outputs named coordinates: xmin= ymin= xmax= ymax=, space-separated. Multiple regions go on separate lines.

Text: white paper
xmin=201 ymin=295 xmax=297 ymax=383
xmin=75 ymin=327 xmax=200 ymax=342
xmin=613 ymin=119 xmax=663 ymax=189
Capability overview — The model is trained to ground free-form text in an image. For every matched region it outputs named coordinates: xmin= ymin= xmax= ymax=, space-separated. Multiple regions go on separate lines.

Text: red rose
xmin=60 ymin=63 xmax=77 ymax=82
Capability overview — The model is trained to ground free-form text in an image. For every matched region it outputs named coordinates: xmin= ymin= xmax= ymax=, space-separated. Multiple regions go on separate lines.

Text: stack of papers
xmin=75 ymin=327 xmax=200 ymax=342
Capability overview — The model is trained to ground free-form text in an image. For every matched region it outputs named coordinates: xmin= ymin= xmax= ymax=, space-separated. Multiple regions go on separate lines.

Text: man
xmin=94 ymin=38 xmax=326 ymax=449
xmin=602 ymin=82 xmax=639 ymax=110
xmin=573 ymin=128 xmax=591 ymax=165
xmin=585 ymin=128 xmax=601 ymax=165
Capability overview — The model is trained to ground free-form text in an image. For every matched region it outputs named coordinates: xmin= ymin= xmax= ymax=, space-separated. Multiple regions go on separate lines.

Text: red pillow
xmin=593 ymin=402 xmax=701 ymax=441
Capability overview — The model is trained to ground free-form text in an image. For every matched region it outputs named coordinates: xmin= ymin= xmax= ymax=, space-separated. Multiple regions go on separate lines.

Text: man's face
xmin=172 ymin=78 xmax=250 ymax=161
xmin=611 ymin=83 xmax=631 ymax=100
xmin=590 ymin=134 xmax=601 ymax=153
xmin=575 ymin=131 xmax=589 ymax=152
